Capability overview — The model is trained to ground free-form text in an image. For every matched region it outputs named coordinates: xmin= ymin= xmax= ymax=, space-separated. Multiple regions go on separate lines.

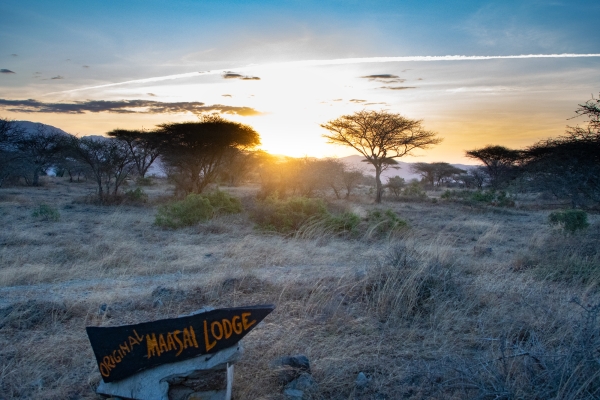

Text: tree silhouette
xmin=157 ymin=115 xmax=260 ymax=195
xmin=465 ymin=145 xmax=521 ymax=189
xmin=321 ymin=110 xmax=441 ymax=203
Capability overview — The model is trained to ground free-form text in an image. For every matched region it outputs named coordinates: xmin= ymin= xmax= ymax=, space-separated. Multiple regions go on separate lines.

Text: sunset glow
xmin=1 ymin=1 xmax=599 ymax=163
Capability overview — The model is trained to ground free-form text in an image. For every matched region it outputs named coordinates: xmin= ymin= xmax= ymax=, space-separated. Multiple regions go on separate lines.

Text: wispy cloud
xmin=379 ymin=86 xmax=417 ymax=90
xmin=350 ymin=99 xmax=366 ymax=103
xmin=223 ymin=72 xmax=260 ymax=80
xmin=48 ymin=53 xmax=600 ymax=95
xmin=0 ymin=99 xmax=262 ymax=116
xmin=51 ymin=75 xmax=64 ymax=80
xmin=1 ymin=69 xmax=15 ymax=74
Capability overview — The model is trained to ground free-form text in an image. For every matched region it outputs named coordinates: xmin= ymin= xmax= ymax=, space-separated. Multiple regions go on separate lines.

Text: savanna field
xmin=1 ymin=176 xmax=599 ymax=399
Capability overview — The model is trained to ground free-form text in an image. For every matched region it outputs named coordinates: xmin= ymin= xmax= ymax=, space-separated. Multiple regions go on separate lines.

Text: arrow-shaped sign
xmin=86 ymin=304 xmax=275 ymax=383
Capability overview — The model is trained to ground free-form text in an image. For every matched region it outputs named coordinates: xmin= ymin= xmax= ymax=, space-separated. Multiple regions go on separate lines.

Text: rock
xmin=283 ymin=388 xmax=305 ymax=400
xmin=355 ymin=372 xmax=369 ymax=389
xmin=270 ymin=354 xmax=311 ymax=384
xmin=97 ymin=344 xmax=242 ymax=400
xmin=282 ymin=374 xmax=318 ymax=400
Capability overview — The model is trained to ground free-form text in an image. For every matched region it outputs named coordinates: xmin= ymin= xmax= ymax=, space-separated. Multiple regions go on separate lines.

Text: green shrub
xmin=123 ymin=187 xmax=148 ymax=204
xmin=366 ymin=209 xmax=408 ymax=238
xmin=401 ymin=182 xmax=427 ymax=200
xmin=548 ymin=209 xmax=589 ymax=233
xmin=155 ymin=194 xmax=214 ymax=228
xmin=203 ymin=190 xmax=242 ymax=215
xmin=31 ymin=204 xmax=60 ymax=222
xmin=441 ymin=189 xmax=514 ymax=207
xmin=155 ymin=191 xmax=243 ymax=229
xmin=251 ymin=196 xmax=328 ymax=234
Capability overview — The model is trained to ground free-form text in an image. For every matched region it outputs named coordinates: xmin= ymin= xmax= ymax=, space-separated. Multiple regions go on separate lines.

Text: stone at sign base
xmin=97 ymin=343 xmax=242 ymax=400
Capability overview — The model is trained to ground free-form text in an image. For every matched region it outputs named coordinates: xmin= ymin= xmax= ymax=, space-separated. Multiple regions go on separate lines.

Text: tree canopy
xmin=321 ymin=110 xmax=441 ymax=202
xmin=157 ymin=115 xmax=260 ymax=195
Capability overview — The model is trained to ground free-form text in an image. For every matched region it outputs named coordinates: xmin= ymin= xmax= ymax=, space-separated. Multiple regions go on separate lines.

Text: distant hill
xmin=339 ymin=155 xmax=475 ymax=181
xmin=12 ymin=121 xmax=72 ymax=137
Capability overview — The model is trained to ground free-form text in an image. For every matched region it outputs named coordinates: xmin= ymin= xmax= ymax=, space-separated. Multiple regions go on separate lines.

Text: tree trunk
xmin=32 ymin=168 xmax=40 ymax=186
xmin=375 ymin=165 xmax=383 ymax=203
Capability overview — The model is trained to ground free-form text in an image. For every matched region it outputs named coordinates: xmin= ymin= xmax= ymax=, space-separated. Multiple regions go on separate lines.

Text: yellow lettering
xmin=242 ymin=312 xmax=256 ymax=331
xmin=173 ymin=330 xmax=184 ymax=356
xmin=100 ymin=362 xmax=111 ymax=377
xmin=232 ymin=315 xmax=242 ymax=334
xmin=203 ymin=320 xmax=216 ymax=352
xmin=120 ymin=342 xmax=130 ymax=355
xmin=211 ymin=321 xmax=223 ymax=340
xmin=167 ymin=332 xmax=176 ymax=351
xmin=222 ymin=319 xmax=233 ymax=339
xmin=158 ymin=334 xmax=169 ymax=354
xmin=129 ymin=336 xmax=140 ymax=347
xmin=133 ymin=329 xmax=144 ymax=342
xmin=146 ymin=333 xmax=160 ymax=359
xmin=113 ymin=350 xmax=122 ymax=363
xmin=189 ymin=326 xmax=199 ymax=348
xmin=183 ymin=328 xmax=194 ymax=349
xmin=103 ymin=355 xmax=114 ymax=368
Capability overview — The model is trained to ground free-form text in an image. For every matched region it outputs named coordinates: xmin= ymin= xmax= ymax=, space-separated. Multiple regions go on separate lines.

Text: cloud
xmin=223 ymin=72 xmax=260 ymax=80
xmin=350 ymin=99 xmax=366 ymax=103
xmin=147 ymin=93 xmax=157 ymax=97
xmin=361 ymin=74 xmax=399 ymax=80
xmin=379 ymin=86 xmax=417 ymax=90
xmin=222 ymin=94 xmax=232 ymax=97
xmin=50 ymin=53 xmax=600 ymax=95
xmin=11 ymin=54 xmax=18 ymax=57
xmin=82 ymin=65 xmax=90 ymax=68
xmin=51 ymin=75 xmax=64 ymax=80
xmin=360 ymin=74 xmax=407 ymax=83
xmin=1 ymin=69 xmax=15 ymax=74
xmin=0 ymin=99 xmax=262 ymax=116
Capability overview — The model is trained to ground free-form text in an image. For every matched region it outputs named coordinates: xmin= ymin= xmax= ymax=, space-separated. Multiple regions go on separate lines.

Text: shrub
xmin=123 ymin=187 xmax=148 ymax=204
xmin=203 ymin=190 xmax=242 ymax=215
xmin=135 ymin=176 xmax=154 ymax=186
xmin=31 ymin=204 xmax=60 ymax=221
xmin=251 ymin=196 xmax=328 ymax=234
xmin=365 ymin=209 xmax=408 ymax=238
xmin=401 ymin=181 xmax=427 ymax=200
xmin=441 ymin=189 xmax=515 ymax=207
xmin=548 ymin=209 xmax=589 ymax=233
xmin=155 ymin=194 xmax=214 ymax=228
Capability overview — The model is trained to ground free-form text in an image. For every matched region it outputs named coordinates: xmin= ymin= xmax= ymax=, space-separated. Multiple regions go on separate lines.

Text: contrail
xmin=48 ymin=53 xmax=600 ymax=95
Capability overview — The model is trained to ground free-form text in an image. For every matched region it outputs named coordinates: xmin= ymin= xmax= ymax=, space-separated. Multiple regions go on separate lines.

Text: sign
xmin=86 ymin=304 xmax=275 ymax=383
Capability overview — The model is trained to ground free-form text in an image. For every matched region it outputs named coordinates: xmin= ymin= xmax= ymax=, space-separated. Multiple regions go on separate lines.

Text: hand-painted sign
xmin=86 ymin=304 xmax=275 ymax=383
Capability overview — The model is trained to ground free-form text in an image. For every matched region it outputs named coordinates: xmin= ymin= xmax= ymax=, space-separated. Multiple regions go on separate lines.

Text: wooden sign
xmin=86 ymin=304 xmax=275 ymax=383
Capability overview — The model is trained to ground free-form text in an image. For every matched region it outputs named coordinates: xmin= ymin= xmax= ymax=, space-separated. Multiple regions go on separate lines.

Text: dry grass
xmin=1 ymin=177 xmax=599 ymax=399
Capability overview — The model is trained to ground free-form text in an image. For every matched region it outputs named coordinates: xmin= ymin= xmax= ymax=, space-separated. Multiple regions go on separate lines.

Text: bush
xmin=123 ymin=187 xmax=148 ymax=204
xmin=441 ymin=189 xmax=515 ymax=207
xmin=135 ymin=176 xmax=154 ymax=186
xmin=155 ymin=194 xmax=213 ymax=228
xmin=251 ymin=196 xmax=328 ymax=234
xmin=548 ymin=209 xmax=589 ymax=233
xmin=203 ymin=190 xmax=242 ymax=215
xmin=31 ymin=204 xmax=60 ymax=221
xmin=365 ymin=209 xmax=408 ymax=238
xmin=401 ymin=181 xmax=427 ymax=200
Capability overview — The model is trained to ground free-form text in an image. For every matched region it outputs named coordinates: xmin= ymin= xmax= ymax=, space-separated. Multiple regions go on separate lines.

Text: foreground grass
xmin=0 ymin=178 xmax=599 ymax=399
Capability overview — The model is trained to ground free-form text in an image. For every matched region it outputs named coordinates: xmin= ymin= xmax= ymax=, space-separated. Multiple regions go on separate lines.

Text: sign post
xmin=86 ymin=304 xmax=275 ymax=400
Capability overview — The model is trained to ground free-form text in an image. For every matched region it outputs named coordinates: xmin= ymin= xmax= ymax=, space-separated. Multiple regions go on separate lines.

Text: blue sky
xmin=1 ymin=1 xmax=599 ymax=161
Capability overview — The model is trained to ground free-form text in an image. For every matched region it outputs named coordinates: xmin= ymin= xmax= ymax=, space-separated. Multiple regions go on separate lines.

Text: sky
xmin=1 ymin=0 xmax=599 ymax=163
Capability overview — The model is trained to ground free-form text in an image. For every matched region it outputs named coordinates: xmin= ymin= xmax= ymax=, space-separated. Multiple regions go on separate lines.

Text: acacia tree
xmin=107 ymin=129 xmax=161 ymax=179
xmin=410 ymin=162 xmax=465 ymax=187
xmin=521 ymin=95 xmax=600 ymax=208
xmin=321 ymin=110 xmax=441 ymax=203
xmin=70 ymin=136 xmax=135 ymax=203
xmin=465 ymin=145 xmax=522 ymax=189
xmin=157 ymin=115 xmax=260 ymax=195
